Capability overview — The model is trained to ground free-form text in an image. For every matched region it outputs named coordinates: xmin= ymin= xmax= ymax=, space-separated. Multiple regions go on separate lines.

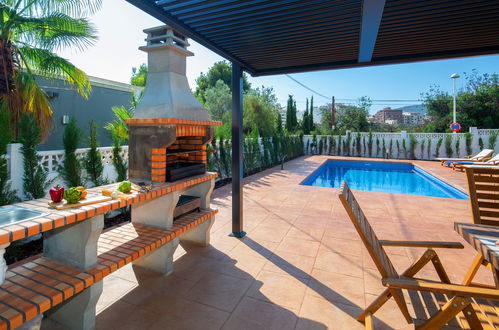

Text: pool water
xmin=301 ymin=160 xmax=468 ymax=199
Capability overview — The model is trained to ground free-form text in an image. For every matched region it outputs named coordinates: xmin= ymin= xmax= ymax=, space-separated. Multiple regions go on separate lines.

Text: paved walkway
xmin=92 ymin=156 xmax=493 ymax=329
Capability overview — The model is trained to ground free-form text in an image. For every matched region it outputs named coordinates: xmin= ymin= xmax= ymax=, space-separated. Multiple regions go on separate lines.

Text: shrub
xmin=111 ymin=135 xmax=128 ymax=182
xmin=427 ymin=138 xmax=432 ymax=159
xmin=367 ymin=130 xmax=373 ymax=157
xmin=59 ymin=118 xmax=84 ymax=187
xmin=318 ymin=137 xmax=324 ymax=155
xmin=435 ymin=137 xmax=443 ymax=158
xmin=382 ymin=139 xmax=386 ymax=158
xmin=444 ymin=134 xmax=453 ymax=158
xmin=355 ymin=132 xmax=361 ymax=156
xmin=464 ymin=132 xmax=473 ymax=156
xmin=311 ymin=134 xmax=317 ymax=154
xmin=19 ymin=114 xmax=50 ymax=199
xmin=396 ymin=140 xmax=400 ymax=158
xmin=408 ymin=135 xmax=417 ymax=160
xmin=363 ymin=136 xmax=366 ymax=156
xmin=345 ymin=132 xmax=351 ymax=156
xmin=402 ymin=139 xmax=407 ymax=158
xmin=0 ymin=110 xmax=17 ymax=205
xmin=455 ymin=136 xmax=461 ymax=157
xmin=478 ymin=137 xmax=484 ymax=150
xmin=337 ymin=134 xmax=342 ymax=155
xmin=328 ymin=136 xmax=334 ymax=155
xmin=84 ymin=121 xmax=106 ymax=186
xmin=489 ymin=133 xmax=498 ymax=150
xmin=420 ymin=139 xmax=425 ymax=159
xmin=389 ymin=139 xmax=393 ymax=158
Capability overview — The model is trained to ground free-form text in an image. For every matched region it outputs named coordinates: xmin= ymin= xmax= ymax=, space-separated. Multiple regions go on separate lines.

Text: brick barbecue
xmin=126 ymin=25 xmax=221 ymax=184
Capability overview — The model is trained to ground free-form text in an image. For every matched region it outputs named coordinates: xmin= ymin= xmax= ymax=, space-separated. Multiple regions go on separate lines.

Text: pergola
xmin=125 ymin=0 xmax=499 ymax=237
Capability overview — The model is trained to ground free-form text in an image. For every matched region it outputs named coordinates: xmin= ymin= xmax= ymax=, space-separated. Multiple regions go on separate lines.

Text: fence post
xmin=7 ymin=143 xmax=24 ymax=199
xmin=469 ymin=127 xmax=479 ymax=154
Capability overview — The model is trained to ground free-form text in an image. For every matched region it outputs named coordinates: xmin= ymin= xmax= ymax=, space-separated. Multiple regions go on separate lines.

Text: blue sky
xmin=59 ymin=0 xmax=499 ymax=114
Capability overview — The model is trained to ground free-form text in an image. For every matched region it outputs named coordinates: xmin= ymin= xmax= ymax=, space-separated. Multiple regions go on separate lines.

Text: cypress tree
xmin=309 ymin=95 xmax=314 ymax=132
xmin=285 ymin=95 xmax=297 ymax=132
xmin=302 ymin=98 xmax=309 ymax=134
xmin=276 ymin=112 xmax=283 ymax=134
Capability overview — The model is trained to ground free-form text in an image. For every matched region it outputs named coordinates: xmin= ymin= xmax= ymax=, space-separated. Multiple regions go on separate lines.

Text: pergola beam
xmin=358 ymin=0 xmax=386 ymax=63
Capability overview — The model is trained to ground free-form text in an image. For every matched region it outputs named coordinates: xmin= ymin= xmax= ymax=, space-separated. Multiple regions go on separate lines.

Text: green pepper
xmin=64 ymin=187 xmax=82 ymax=204
xmin=117 ymin=181 xmax=132 ymax=193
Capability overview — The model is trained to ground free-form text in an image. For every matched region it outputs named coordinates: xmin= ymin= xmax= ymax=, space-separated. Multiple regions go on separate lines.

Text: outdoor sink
xmin=0 ymin=206 xmax=48 ymax=227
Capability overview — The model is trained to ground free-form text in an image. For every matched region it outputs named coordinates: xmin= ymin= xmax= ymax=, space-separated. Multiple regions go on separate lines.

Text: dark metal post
xmin=230 ymin=63 xmax=245 ymax=238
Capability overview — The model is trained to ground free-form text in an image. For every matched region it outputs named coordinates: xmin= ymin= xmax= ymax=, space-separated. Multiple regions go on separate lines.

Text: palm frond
xmin=1 ymin=71 xmax=53 ymax=140
xmin=15 ymin=13 xmax=98 ymax=52
xmin=17 ymin=0 xmax=102 ymax=17
xmin=104 ymin=106 xmax=133 ymax=141
xmin=19 ymin=46 xmax=91 ymax=97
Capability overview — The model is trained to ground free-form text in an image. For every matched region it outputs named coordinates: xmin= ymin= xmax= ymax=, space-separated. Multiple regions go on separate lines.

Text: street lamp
xmin=451 ymin=73 xmax=460 ymax=133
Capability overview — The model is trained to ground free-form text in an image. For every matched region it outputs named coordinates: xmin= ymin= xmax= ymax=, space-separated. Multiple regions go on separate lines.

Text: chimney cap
xmin=140 ymin=25 xmax=192 ymax=55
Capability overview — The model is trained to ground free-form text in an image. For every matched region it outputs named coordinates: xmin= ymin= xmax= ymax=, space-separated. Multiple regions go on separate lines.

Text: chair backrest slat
xmin=338 ymin=181 xmax=398 ymax=278
xmin=465 ymin=167 xmax=499 ymax=225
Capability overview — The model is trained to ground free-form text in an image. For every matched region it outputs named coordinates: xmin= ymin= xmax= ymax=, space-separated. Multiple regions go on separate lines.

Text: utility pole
xmin=331 ymin=96 xmax=336 ymax=130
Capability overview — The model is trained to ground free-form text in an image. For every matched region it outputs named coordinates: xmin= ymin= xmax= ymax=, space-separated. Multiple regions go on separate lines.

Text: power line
xmin=285 ymin=74 xmax=330 ymax=100
xmin=284 ymin=74 xmax=421 ymax=103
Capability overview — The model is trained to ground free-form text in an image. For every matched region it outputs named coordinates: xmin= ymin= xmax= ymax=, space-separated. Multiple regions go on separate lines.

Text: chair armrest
xmin=383 ymin=277 xmax=499 ymax=300
xmin=379 ymin=240 xmax=464 ymax=249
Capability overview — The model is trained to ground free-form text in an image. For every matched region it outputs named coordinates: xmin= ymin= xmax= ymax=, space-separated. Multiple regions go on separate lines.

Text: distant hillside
xmin=396 ymin=104 xmax=426 ymax=114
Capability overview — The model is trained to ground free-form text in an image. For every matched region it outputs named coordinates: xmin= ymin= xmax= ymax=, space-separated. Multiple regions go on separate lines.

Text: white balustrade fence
xmin=4 ymin=144 xmax=128 ymax=199
xmin=303 ymin=128 xmax=499 ymax=160
xmin=2 ymin=127 xmax=498 ymax=199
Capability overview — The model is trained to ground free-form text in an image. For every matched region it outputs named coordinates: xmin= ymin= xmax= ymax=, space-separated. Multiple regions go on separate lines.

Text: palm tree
xmin=0 ymin=0 xmax=101 ymax=139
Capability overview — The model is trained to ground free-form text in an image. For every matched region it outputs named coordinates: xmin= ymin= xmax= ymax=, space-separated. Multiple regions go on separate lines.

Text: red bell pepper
xmin=49 ymin=185 xmax=64 ymax=202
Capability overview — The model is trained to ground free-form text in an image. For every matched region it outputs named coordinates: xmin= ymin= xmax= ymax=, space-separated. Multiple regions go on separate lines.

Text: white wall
xmin=303 ymin=128 xmax=499 ymax=160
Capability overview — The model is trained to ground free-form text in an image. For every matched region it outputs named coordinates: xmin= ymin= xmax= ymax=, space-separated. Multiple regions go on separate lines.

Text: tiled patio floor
xmin=92 ymin=156 xmax=494 ymax=329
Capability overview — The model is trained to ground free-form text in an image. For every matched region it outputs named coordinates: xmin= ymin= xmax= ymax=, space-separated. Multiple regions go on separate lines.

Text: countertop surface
xmin=0 ymin=172 xmax=217 ymax=245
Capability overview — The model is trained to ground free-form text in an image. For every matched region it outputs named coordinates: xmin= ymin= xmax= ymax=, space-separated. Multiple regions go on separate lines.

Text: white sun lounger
xmin=436 ymin=149 xmax=494 ymax=166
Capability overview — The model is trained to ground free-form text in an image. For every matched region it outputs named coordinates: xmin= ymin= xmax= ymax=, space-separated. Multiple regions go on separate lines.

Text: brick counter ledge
xmin=0 ymin=172 xmax=218 ymax=329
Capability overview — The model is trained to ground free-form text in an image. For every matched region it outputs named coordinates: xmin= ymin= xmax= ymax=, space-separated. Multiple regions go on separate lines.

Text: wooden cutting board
xmin=48 ymin=195 xmax=113 ymax=210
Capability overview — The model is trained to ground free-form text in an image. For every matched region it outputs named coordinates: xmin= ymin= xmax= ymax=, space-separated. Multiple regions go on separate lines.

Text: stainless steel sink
xmin=0 ymin=206 xmax=49 ymax=227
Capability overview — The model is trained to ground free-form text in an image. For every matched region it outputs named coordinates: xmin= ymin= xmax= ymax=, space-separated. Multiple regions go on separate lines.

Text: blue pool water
xmin=302 ymin=160 xmax=468 ymax=199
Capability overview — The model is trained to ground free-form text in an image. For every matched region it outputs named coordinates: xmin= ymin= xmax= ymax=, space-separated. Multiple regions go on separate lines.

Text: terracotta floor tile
xmin=96 ymin=276 xmax=138 ymax=312
xmin=276 ymin=236 xmax=320 ymax=258
xmin=96 ymin=301 xmax=157 ymax=330
xmin=286 ymin=225 xmax=325 ymax=242
xmin=247 ymin=270 xmax=308 ymax=311
xmin=263 ymin=251 xmax=316 ymax=279
xmin=213 ymin=253 xmax=267 ymax=280
xmin=296 ymin=294 xmax=364 ymax=330
xmin=247 ymin=224 xmax=290 ymax=243
xmin=320 ymin=236 xmax=363 ymax=256
xmin=314 ymin=249 xmax=364 ymax=278
xmin=306 ymin=269 xmax=366 ymax=309
xmin=222 ymin=297 xmax=298 ymax=330
xmin=185 ymin=272 xmax=253 ymax=312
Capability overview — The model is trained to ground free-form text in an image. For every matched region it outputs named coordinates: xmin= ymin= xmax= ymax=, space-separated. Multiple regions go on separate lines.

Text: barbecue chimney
xmin=127 ymin=26 xmax=220 ymax=183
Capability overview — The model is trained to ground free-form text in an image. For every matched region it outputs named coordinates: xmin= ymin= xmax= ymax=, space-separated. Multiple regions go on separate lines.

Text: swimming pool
xmin=301 ymin=160 xmax=468 ymax=199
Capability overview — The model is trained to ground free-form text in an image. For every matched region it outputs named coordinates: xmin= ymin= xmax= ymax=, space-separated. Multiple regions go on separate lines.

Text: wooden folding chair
xmin=461 ymin=166 xmax=499 ymax=287
xmin=338 ymin=181 xmax=499 ymax=329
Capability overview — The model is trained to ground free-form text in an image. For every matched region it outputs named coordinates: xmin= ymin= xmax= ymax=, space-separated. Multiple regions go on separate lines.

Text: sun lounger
xmin=436 ymin=149 xmax=494 ymax=166
xmin=451 ymin=153 xmax=499 ymax=171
